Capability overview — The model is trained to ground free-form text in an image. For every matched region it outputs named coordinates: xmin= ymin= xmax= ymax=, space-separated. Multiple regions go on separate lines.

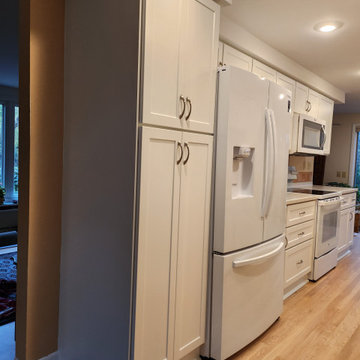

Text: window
xmin=354 ymin=130 xmax=360 ymax=189
xmin=0 ymin=101 xmax=19 ymax=202
xmin=14 ymin=106 xmax=19 ymax=195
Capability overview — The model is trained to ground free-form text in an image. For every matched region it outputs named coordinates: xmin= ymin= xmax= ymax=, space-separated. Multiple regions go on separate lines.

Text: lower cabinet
xmin=338 ymin=206 xmax=355 ymax=258
xmin=284 ymin=200 xmax=316 ymax=294
xmin=284 ymin=239 xmax=312 ymax=288
xmin=134 ymin=126 xmax=213 ymax=360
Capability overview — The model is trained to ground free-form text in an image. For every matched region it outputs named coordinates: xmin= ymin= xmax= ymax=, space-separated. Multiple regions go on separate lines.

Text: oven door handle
xmin=318 ymin=199 xmax=341 ymax=209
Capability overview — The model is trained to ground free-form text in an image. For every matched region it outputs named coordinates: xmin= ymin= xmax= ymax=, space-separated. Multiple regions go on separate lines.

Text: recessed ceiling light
xmin=314 ymin=21 xmax=343 ymax=33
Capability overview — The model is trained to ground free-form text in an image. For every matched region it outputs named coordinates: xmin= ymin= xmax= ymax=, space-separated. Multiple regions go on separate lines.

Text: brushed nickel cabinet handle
xmin=285 ymin=236 xmax=289 ymax=248
xmin=350 ymin=212 xmax=354 ymax=221
xmin=308 ymin=101 xmax=312 ymax=112
xmin=297 ymin=259 xmax=304 ymax=265
xmin=185 ymin=97 xmax=192 ymax=120
xmin=299 ymin=211 xmax=306 ymax=216
xmin=298 ymin=231 xmax=305 ymax=236
xmin=176 ymin=142 xmax=183 ymax=165
xmin=179 ymin=95 xmax=186 ymax=119
xmin=183 ymin=143 xmax=190 ymax=165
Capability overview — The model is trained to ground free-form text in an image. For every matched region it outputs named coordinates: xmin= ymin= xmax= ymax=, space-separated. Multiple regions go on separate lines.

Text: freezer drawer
xmin=211 ymin=235 xmax=285 ymax=360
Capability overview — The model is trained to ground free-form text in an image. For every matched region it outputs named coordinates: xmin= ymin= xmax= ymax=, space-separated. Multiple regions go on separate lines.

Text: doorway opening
xmin=0 ymin=1 xmax=19 ymax=359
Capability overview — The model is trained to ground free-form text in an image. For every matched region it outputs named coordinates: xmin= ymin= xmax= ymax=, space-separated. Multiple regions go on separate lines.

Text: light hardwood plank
xmin=229 ymin=234 xmax=360 ymax=360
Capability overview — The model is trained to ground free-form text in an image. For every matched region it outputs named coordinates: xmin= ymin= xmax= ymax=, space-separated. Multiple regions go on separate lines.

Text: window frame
xmin=0 ymin=87 xmax=19 ymax=202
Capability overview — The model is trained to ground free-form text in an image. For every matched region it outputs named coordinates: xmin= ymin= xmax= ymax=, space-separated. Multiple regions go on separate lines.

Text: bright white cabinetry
xmin=218 ymin=41 xmax=224 ymax=65
xmin=142 ymin=0 xmax=219 ymax=134
xmin=294 ymin=82 xmax=310 ymax=114
xmin=284 ymin=200 xmax=316 ymax=296
xmin=319 ymin=96 xmax=334 ymax=155
xmin=135 ymin=126 xmax=213 ymax=360
xmin=174 ymin=131 xmax=213 ymax=359
xmin=276 ymin=73 xmax=295 ymax=99
xmin=222 ymin=44 xmax=253 ymax=71
xmin=308 ymin=90 xmax=321 ymax=118
xmin=338 ymin=209 xmax=349 ymax=254
xmin=338 ymin=192 xmax=356 ymax=260
xmin=276 ymin=73 xmax=295 ymax=151
xmin=252 ymin=59 xmax=276 ymax=82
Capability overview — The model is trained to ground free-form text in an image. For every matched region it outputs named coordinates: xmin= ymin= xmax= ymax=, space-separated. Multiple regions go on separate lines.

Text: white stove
xmin=287 ymin=187 xmax=341 ymax=200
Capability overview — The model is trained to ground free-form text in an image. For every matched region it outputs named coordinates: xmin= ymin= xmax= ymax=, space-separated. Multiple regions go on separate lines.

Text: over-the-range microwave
xmin=290 ymin=113 xmax=326 ymax=155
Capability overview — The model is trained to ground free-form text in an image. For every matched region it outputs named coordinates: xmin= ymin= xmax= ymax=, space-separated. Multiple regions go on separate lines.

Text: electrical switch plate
xmin=342 ymin=171 xmax=346 ymax=178
xmin=336 ymin=171 xmax=341 ymax=177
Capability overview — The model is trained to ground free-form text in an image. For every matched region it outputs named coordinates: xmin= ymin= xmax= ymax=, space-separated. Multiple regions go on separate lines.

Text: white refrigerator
xmin=206 ymin=67 xmax=291 ymax=360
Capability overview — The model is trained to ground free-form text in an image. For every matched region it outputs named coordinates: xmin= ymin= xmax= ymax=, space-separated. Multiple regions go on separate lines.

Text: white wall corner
xmin=39 ymin=351 xmax=59 ymax=360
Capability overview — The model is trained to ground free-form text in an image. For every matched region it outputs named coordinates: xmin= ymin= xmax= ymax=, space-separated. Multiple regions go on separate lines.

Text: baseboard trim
xmin=39 ymin=351 xmax=59 ymax=360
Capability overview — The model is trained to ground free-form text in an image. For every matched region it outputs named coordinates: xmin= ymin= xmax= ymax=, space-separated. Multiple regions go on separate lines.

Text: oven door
xmin=315 ymin=199 xmax=341 ymax=258
xmin=297 ymin=115 xmax=326 ymax=155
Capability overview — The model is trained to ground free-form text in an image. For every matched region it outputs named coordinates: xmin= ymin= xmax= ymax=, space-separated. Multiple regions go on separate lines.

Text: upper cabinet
xmin=319 ymin=96 xmax=334 ymax=155
xmin=222 ymin=44 xmax=252 ymax=71
xmin=294 ymin=82 xmax=310 ymax=114
xmin=142 ymin=0 xmax=220 ymax=134
xmin=252 ymin=60 xmax=277 ymax=82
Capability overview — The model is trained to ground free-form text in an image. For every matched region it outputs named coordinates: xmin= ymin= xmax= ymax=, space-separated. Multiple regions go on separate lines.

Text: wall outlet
xmin=336 ymin=171 xmax=341 ymax=177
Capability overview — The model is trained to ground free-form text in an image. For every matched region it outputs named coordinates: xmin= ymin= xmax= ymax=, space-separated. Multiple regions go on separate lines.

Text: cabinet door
xmin=318 ymin=96 xmax=334 ymax=155
xmin=348 ymin=208 xmax=355 ymax=247
xmin=142 ymin=0 xmax=182 ymax=129
xmin=179 ymin=0 xmax=220 ymax=134
xmin=337 ymin=209 xmax=349 ymax=254
xmin=134 ymin=127 xmax=182 ymax=360
xmin=252 ymin=59 xmax=276 ymax=82
xmin=308 ymin=90 xmax=321 ymax=119
xmin=223 ymin=44 xmax=252 ymax=71
xmin=174 ymin=132 xmax=213 ymax=359
xmin=218 ymin=40 xmax=224 ymax=65
xmin=276 ymin=73 xmax=295 ymax=151
xmin=294 ymin=82 xmax=309 ymax=114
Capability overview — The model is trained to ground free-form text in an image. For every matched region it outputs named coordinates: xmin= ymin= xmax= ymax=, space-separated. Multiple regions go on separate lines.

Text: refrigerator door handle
xmin=232 ymin=240 xmax=284 ymax=267
xmin=261 ymin=109 xmax=276 ymax=218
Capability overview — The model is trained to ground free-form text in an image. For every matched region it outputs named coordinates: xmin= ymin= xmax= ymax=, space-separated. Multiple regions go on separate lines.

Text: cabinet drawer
xmin=286 ymin=220 xmax=314 ymax=249
xmin=341 ymin=192 xmax=356 ymax=210
xmin=284 ymin=240 xmax=312 ymax=287
xmin=286 ymin=201 xmax=316 ymax=227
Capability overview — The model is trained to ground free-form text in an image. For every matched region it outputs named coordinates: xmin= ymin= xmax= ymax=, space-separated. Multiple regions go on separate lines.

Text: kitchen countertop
xmin=286 ymin=192 xmax=318 ymax=205
xmin=309 ymin=185 xmax=358 ymax=195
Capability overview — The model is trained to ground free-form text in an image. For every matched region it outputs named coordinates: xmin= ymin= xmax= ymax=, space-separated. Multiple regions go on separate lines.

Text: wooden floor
xmin=230 ymin=234 xmax=360 ymax=360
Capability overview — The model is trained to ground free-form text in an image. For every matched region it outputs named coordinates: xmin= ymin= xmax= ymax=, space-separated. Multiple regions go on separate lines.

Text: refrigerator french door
xmin=206 ymin=67 xmax=291 ymax=360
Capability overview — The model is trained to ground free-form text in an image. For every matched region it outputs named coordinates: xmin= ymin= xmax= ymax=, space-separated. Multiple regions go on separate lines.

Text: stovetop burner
xmin=288 ymin=188 xmax=336 ymax=196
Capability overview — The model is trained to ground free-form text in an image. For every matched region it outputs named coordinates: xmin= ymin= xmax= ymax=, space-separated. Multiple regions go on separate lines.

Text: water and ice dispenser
xmin=232 ymin=146 xmax=254 ymax=200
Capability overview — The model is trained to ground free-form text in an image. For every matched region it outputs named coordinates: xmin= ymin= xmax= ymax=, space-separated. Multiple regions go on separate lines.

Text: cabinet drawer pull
xmin=350 ymin=212 xmax=354 ymax=221
xmin=183 ymin=143 xmax=190 ymax=165
xmin=179 ymin=95 xmax=186 ymax=119
xmin=298 ymin=231 xmax=305 ymax=236
xmin=299 ymin=211 xmax=306 ymax=216
xmin=296 ymin=259 xmax=304 ymax=265
xmin=185 ymin=97 xmax=192 ymax=120
xmin=308 ymin=101 xmax=312 ymax=112
xmin=176 ymin=142 xmax=183 ymax=165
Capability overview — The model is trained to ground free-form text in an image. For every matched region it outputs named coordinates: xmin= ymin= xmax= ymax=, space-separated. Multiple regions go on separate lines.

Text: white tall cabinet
xmin=135 ymin=0 xmax=219 ymax=359
xmin=142 ymin=0 xmax=219 ymax=134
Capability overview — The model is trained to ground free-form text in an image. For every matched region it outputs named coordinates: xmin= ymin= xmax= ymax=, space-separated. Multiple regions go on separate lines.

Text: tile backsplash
xmin=288 ymin=156 xmax=314 ymax=184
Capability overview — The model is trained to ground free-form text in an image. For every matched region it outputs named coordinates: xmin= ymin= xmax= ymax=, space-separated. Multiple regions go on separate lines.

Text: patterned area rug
xmin=0 ymin=252 xmax=17 ymax=282
xmin=0 ymin=252 xmax=17 ymax=326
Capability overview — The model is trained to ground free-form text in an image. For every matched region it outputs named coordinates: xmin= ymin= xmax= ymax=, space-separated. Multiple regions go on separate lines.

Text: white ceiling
xmin=222 ymin=0 xmax=360 ymax=113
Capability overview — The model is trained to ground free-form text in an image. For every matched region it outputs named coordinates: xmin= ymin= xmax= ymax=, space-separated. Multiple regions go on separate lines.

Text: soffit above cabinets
xmin=222 ymin=0 xmax=360 ymax=113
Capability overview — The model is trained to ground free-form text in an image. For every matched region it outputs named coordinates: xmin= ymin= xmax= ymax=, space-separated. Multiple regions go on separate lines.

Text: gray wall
xmin=59 ymin=0 xmax=140 ymax=358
